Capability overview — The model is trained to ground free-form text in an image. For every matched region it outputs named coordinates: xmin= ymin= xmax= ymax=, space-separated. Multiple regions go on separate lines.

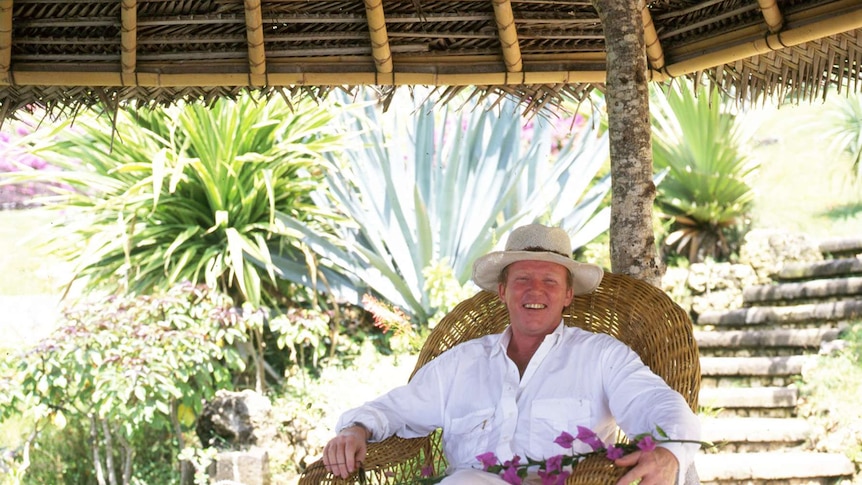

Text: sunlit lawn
xmin=0 ymin=208 xmax=65 ymax=295
xmin=748 ymin=102 xmax=862 ymax=239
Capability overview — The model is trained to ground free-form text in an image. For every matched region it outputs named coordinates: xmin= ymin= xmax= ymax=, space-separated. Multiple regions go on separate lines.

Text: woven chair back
xmin=413 ymin=271 xmax=700 ymax=410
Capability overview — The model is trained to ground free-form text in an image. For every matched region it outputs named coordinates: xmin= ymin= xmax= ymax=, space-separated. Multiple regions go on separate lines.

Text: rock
xmin=196 ymin=389 xmax=275 ymax=449
xmin=739 ymin=230 xmax=822 ymax=283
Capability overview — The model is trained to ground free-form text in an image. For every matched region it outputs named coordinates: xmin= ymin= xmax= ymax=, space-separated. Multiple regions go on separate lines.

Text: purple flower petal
xmin=606 ymin=445 xmax=624 ymax=461
xmin=553 ymin=431 xmax=575 ymax=448
xmin=501 ymin=466 xmax=522 ymax=485
xmin=637 ymin=435 xmax=657 ymax=452
xmin=476 ymin=451 xmax=498 ymax=471
xmin=544 ymin=454 xmax=563 ymax=473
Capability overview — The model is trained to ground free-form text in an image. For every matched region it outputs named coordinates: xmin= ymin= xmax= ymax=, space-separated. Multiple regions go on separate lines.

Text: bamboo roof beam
xmin=660 ymin=4 xmax=862 ymax=80
xmin=492 ymin=0 xmax=523 ymax=73
xmin=364 ymin=0 xmax=393 ymax=74
xmin=641 ymin=0 xmax=666 ymax=71
xmin=120 ymin=0 xmax=137 ymax=85
xmin=0 ymin=6 xmax=858 ymax=89
xmin=0 ymin=0 xmax=12 ymax=77
xmin=758 ymin=0 xmax=784 ymax=33
xmin=244 ymin=0 xmax=267 ymax=86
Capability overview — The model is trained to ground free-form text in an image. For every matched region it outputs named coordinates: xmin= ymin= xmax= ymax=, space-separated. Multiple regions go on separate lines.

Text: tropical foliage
xmin=3 ymin=94 xmax=341 ymax=309
xmin=650 ymin=81 xmax=760 ymax=262
xmin=278 ymin=91 xmax=613 ymax=326
xmin=0 ymin=283 xmax=249 ymax=485
xmin=812 ymin=92 xmax=862 ymax=181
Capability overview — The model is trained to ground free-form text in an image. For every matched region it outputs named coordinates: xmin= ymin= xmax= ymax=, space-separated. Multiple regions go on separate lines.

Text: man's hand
xmin=614 ymin=446 xmax=679 ymax=485
xmin=323 ymin=425 xmax=369 ymax=479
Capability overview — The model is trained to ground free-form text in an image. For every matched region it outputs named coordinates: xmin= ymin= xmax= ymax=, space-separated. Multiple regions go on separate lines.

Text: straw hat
xmin=472 ymin=223 xmax=604 ymax=295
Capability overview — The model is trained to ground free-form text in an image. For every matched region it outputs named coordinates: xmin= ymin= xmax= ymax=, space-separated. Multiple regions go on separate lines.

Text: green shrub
xmin=0 ymin=283 xmax=249 ymax=485
xmin=798 ymin=322 xmax=862 ymax=467
xmin=3 ymin=94 xmax=342 ymax=310
xmin=651 ymin=80 xmax=760 ymax=262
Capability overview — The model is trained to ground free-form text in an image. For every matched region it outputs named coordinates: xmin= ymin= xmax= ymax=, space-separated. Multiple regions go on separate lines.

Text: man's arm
xmin=323 ymin=423 xmax=370 ymax=479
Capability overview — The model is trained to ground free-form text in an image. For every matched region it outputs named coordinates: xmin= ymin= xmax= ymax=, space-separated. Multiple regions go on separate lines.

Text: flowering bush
xmin=418 ymin=425 xmax=708 ymax=485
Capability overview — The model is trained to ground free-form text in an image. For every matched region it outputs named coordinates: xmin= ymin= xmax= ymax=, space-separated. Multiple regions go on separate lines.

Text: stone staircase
xmin=694 ymin=237 xmax=862 ymax=484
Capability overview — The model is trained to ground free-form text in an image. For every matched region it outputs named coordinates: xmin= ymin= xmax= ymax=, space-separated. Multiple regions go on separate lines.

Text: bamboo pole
xmin=658 ymin=4 xmax=862 ymax=80
xmin=1 ymin=69 xmax=607 ymax=87
xmin=364 ymin=0 xmax=393 ymax=73
xmin=640 ymin=0 xmax=665 ymax=71
xmin=492 ymin=0 xmax=523 ymax=72
xmin=0 ymin=0 xmax=12 ymax=75
xmin=120 ymin=0 xmax=137 ymax=85
xmin=758 ymin=0 xmax=784 ymax=33
xmin=244 ymin=0 xmax=266 ymax=86
xmin=0 ymin=6 xmax=858 ymax=88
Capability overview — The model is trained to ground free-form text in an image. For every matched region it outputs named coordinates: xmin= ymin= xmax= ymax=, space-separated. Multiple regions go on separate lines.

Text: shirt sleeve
xmin=335 ymin=353 xmax=450 ymax=443
xmin=598 ymin=336 xmax=702 ymax=485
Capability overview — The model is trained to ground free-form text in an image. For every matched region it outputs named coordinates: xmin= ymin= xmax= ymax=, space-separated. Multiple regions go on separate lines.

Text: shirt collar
xmin=492 ymin=319 xmax=566 ymax=355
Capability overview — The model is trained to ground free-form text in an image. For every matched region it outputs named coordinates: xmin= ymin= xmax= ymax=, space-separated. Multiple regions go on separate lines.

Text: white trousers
xmin=439 ymin=469 xmax=542 ymax=484
xmin=438 ymin=464 xmax=698 ymax=485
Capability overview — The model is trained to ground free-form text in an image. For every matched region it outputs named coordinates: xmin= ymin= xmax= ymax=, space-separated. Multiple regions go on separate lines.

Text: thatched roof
xmin=1 ymin=0 xmax=861 ymax=119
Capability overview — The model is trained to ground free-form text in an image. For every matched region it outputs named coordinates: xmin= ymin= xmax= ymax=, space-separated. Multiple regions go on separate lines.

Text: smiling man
xmin=323 ymin=224 xmax=701 ymax=485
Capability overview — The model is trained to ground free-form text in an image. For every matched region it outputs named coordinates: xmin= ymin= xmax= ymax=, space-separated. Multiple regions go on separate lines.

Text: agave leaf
xmin=278 ymin=90 xmax=613 ymax=324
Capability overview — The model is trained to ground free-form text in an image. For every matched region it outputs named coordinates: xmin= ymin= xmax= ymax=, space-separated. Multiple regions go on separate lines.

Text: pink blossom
xmin=538 ymin=469 xmax=570 ymax=485
xmin=503 ymin=455 xmax=522 ymax=468
xmin=637 ymin=435 xmax=656 ymax=452
xmin=476 ymin=451 xmax=498 ymax=471
xmin=501 ymin=465 xmax=522 ymax=485
xmin=575 ymin=426 xmax=604 ymax=451
xmin=544 ymin=454 xmax=563 ymax=474
xmin=421 ymin=465 xmax=434 ymax=477
xmin=606 ymin=445 xmax=625 ymax=460
xmin=538 ymin=470 xmax=557 ymax=485
xmin=553 ymin=431 xmax=575 ymax=448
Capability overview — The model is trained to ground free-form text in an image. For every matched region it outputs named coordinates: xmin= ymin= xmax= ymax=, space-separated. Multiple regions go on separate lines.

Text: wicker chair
xmin=299 ymin=271 xmax=701 ymax=484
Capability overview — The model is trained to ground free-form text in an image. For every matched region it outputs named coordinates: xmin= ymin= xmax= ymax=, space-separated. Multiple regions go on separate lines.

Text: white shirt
xmin=337 ymin=322 xmax=701 ymax=483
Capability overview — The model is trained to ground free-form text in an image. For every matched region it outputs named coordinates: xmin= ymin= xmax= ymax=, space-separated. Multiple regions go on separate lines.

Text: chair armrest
xmin=299 ymin=434 xmax=444 ymax=484
xmin=566 ymin=454 xmax=629 ymax=485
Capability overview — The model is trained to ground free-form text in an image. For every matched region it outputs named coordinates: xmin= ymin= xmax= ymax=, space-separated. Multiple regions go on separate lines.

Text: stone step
xmin=743 ymin=277 xmax=862 ymax=304
xmin=697 ymin=451 xmax=855 ymax=483
xmin=697 ymin=299 xmax=862 ymax=327
xmin=695 ymin=327 xmax=841 ymax=352
xmin=700 ymin=356 xmax=810 ymax=377
xmin=778 ymin=257 xmax=862 ymax=281
xmin=699 ymin=387 xmax=798 ymax=411
xmin=820 ymin=236 xmax=862 ymax=258
xmin=700 ymin=417 xmax=811 ymax=450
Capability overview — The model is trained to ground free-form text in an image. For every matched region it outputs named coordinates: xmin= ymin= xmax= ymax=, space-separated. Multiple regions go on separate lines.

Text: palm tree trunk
xmin=592 ymin=0 xmax=664 ymax=286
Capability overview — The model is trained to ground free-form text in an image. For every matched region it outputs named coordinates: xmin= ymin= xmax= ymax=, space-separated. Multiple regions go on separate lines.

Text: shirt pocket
xmin=444 ymin=407 xmax=495 ymax=468
xmin=529 ymin=398 xmax=592 ymax=457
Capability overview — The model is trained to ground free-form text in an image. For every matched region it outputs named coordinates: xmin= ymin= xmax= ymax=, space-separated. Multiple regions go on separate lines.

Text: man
xmin=323 ymin=224 xmax=701 ymax=484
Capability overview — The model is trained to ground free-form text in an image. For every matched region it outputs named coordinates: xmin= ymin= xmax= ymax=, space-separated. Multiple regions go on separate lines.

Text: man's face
xmin=498 ymin=260 xmax=574 ymax=339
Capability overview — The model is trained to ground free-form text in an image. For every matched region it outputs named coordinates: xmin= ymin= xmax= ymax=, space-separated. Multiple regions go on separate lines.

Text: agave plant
xmin=651 ymin=81 xmax=760 ymax=262
xmin=3 ymin=94 xmax=342 ymax=309
xmin=278 ymin=90 xmax=613 ymax=326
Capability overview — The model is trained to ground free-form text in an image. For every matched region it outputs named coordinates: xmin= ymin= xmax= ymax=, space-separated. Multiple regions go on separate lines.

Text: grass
xmin=0 ymin=208 xmax=66 ymax=295
xmin=797 ymin=322 xmax=862 ymax=482
xmin=747 ymin=102 xmax=862 ymax=240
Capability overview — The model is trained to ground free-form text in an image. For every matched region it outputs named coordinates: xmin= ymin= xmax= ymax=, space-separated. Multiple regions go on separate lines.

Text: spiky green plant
xmin=814 ymin=92 xmax=862 ymax=181
xmin=3 ymin=94 xmax=342 ymax=309
xmin=278 ymin=90 xmax=613 ymax=325
xmin=651 ymin=81 xmax=760 ymax=262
